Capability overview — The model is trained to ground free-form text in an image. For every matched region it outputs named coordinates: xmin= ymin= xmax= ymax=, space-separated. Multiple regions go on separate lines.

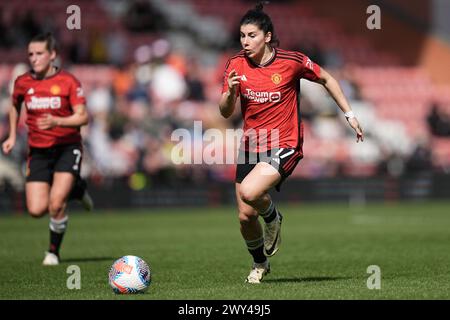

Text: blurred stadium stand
xmin=1 ymin=0 xmax=450 ymax=211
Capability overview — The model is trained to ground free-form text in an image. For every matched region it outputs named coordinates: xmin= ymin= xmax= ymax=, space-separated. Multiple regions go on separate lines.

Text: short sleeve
xmin=221 ymin=58 xmax=240 ymax=97
xmin=12 ymin=77 xmax=25 ymax=108
xmin=221 ymin=58 xmax=233 ymax=94
xmin=69 ymin=76 xmax=86 ymax=107
xmin=298 ymin=55 xmax=321 ymax=82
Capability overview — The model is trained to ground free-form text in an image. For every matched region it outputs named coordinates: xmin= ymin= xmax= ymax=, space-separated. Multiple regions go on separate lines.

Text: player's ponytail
xmin=30 ymin=32 xmax=58 ymax=53
xmin=255 ymin=1 xmax=268 ymax=12
xmin=240 ymin=1 xmax=279 ymax=47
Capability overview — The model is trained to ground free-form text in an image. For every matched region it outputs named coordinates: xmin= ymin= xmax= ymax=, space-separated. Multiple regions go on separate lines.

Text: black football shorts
xmin=26 ymin=143 xmax=83 ymax=183
xmin=235 ymin=148 xmax=303 ymax=191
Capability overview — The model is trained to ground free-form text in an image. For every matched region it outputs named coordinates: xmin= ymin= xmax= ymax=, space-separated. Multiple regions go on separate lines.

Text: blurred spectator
xmin=124 ymin=0 xmax=167 ymax=32
xmin=404 ymin=141 xmax=433 ymax=174
xmin=150 ymin=40 xmax=187 ymax=106
xmin=113 ymin=64 xmax=135 ymax=97
xmin=87 ymin=82 xmax=114 ymax=115
xmin=427 ymin=103 xmax=450 ymax=137
xmin=68 ymin=36 xmax=90 ymax=64
xmin=377 ymin=151 xmax=405 ymax=177
xmin=185 ymin=58 xmax=206 ymax=101
xmin=0 ymin=155 xmax=25 ymax=192
xmin=293 ymin=37 xmax=325 ymax=66
xmin=20 ymin=11 xmax=42 ymax=41
xmin=150 ymin=63 xmax=187 ymax=102
xmin=323 ymin=47 xmax=344 ymax=68
xmin=106 ymin=26 xmax=128 ymax=66
xmin=300 ymin=79 xmax=336 ymax=116
xmin=89 ymin=30 xmax=108 ymax=64
xmin=0 ymin=9 xmax=13 ymax=48
xmin=338 ymin=69 xmax=362 ymax=101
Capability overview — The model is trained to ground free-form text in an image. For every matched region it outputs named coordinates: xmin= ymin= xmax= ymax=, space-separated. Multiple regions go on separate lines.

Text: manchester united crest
xmin=271 ymin=73 xmax=282 ymax=85
xmin=50 ymin=85 xmax=61 ymax=95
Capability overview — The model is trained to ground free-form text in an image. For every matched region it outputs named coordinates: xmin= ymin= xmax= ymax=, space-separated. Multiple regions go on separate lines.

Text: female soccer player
xmin=219 ymin=3 xmax=364 ymax=283
xmin=2 ymin=33 xmax=93 ymax=266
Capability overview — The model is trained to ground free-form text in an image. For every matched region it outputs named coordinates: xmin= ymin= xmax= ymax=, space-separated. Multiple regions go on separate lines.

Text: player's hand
xmin=2 ymin=136 xmax=16 ymax=154
xmin=347 ymin=117 xmax=364 ymax=142
xmin=37 ymin=114 xmax=59 ymax=130
xmin=227 ymin=69 xmax=241 ymax=94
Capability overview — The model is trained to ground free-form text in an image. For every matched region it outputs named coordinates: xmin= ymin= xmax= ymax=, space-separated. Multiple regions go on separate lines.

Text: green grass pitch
xmin=1 ymin=202 xmax=449 ymax=299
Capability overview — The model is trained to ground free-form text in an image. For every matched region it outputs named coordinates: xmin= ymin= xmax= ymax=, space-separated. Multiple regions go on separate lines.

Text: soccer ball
xmin=108 ymin=255 xmax=151 ymax=294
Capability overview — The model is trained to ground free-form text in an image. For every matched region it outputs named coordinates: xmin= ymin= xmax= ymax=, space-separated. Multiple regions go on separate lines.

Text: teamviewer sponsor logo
xmin=243 ymin=89 xmax=281 ymax=103
xmin=26 ymin=96 xmax=61 ymax=110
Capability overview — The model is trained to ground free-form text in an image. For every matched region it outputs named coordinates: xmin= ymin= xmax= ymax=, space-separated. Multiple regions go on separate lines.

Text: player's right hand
xmin=347 ymin=117 xmax=364 ymax=143
xmin=2 ymin=137 xmax=15 ymax=154
xmin=227 ymin=69 xmax=241 ymax=93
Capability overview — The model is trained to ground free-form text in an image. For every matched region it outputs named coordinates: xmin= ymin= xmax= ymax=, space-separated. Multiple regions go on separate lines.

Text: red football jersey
xmin=222 ymin=48 xmax=321 ymax=152
xmin=12 ymin=68 xmax=86 ymax=148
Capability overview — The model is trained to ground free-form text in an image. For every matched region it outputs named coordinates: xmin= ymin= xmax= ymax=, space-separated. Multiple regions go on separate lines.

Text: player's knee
xmin=239 ymin=185 xmax=261 ymax=205
xmin=238 ymin=211 xmax=258 ymax=225
xmin=27 ymin=205 xmax=47 ymax=218
xmin=49 ymin=198 xmax=65 ymax=215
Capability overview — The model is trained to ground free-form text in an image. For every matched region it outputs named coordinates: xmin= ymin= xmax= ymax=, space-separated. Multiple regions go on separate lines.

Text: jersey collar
xmin=30 ymin=66 xmax=61 ymax=80
xmin=246 ymin=48 xmax=277 ymax=68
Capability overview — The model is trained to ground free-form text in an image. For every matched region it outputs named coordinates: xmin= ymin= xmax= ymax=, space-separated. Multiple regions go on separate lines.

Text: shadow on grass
xmin=61 ymin=257 xmax=116 ymax=263
xmin=265 ymin=276 xmax=351 ymax=283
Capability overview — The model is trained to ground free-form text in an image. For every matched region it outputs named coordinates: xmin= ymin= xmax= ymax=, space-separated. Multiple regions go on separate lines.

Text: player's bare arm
xmin=2 ymin=104 xmax=21 ymax=154
xmin=219 ymin=69 xmax=240 ymax=118
xmin=36 ymin=104 xmax=89 ymax=130
xmin=316 ymin=67 xmax=364 ymax=142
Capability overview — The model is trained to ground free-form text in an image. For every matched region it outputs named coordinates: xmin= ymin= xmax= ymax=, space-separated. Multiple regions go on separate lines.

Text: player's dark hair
xmin=240 ymin=1 xmax=279 ymax=47
xmin=30 ymin=32 xmax=58 ymax=53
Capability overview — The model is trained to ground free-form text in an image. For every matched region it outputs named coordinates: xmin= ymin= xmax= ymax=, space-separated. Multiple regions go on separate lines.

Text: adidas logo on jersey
xmin=27 ymin=88 xmax=34 ymax=95
xmin=240 ymin=75 xmax=247 ymax=81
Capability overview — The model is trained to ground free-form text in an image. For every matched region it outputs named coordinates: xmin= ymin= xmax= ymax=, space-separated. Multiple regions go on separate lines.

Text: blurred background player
xmin=219 ymin=2 xmax=363 ymax=283
xmin=2 ymin=33 xmax=93 ymax=266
